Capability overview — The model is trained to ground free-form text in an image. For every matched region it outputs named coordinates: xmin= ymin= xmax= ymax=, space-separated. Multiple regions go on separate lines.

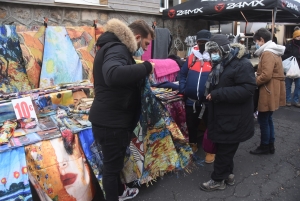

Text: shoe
xmin=199 ymin=179 xmax=226 ymax=192
xmin=250 ymin=144 xmax=269 ymax=155
xmin=269 ymin=143 xmax=275 ymax=154
xmin=205 ymin=153 xmax=215 ymax=163
xmin=293 ymin=102 xmax=300 ymax=108
xmin=189 ymin=143 xmax=198 ymax=153
xmin=286 ymin=102 xmax=291 ymax=107
xmin=119 ymin=186 xmax=139 ymax=201
xmin=225 ymin=174 xmax=235 ymax=186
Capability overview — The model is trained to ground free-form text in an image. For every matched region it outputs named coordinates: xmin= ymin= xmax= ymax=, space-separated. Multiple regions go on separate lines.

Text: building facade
xmin=0 ymin=0 xmax=207 ymax=54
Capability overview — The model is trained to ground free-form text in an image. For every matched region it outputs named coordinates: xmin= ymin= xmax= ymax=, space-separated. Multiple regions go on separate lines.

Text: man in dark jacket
xmin=89 ymin=19 xmax=154 ymax=201
xmin=179 ymin=30 xmax=215 ymax=163
xmin=199 ymin=34 xmax=256 ymax=192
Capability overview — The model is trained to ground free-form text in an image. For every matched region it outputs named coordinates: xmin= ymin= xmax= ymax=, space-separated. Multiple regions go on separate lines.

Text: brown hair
xmin=128 ymin=20 xmax=155 ymax=39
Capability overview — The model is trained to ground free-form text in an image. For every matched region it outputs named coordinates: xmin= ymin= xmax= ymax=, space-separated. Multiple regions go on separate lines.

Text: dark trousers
xmin=92 ymin=125 xmax=132 ymax=201
xmin=185 ymin=105 xmax=207 ymax=143
xmin=211 ymin=143 xmax=240 ymax=182
xmin=257 ymin=111 xmax=275 ymax=145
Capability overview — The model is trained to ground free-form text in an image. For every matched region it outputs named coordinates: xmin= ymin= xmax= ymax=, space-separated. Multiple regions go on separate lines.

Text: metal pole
xmin=271 ymin=7 xmax=277 ymax=40
xmin=218 ymin=21 xmax=221 ymax=33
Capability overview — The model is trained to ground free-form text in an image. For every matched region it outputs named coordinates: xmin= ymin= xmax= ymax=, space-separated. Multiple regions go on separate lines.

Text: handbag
xmin=202 ymin=129 xmax=216 ymax=154
xmin=286 ymin=57 xmax=300 ymax=78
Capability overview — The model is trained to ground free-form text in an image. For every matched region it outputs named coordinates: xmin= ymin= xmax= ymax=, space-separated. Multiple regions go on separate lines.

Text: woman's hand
xmin=206 ymin=94 xmax=212 ymax=101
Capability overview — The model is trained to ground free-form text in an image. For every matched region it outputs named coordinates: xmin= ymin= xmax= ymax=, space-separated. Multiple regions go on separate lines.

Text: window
xmin=160 ymin=0 xmax=189 ymax=12
xmin=54 ymin=0 xmax=101 ymax=6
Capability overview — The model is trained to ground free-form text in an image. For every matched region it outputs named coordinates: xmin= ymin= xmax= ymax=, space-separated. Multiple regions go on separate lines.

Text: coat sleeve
xmin=179 ymin=59 xmax=189 ymax=94
xmin=102 ymin=45 xmax=151 ymax=87
xmin=281 ymin=43 xmax=292 ymax=61
xmin=256 ymin=51 xmax=275 ymax=86
xmin=210 ymin=60 xmax=256 ymax=104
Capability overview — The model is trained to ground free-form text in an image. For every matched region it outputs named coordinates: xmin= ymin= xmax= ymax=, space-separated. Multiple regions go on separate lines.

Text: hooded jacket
xmin=89 ymin=19 xmax=152 ymax=129
xmin=255 ymin=41 xmax=286 ymax=112
xmin=208 ymin=43 xmax=256 ymax=143
xmin=179 ymin=45 xmax=211 ymax=106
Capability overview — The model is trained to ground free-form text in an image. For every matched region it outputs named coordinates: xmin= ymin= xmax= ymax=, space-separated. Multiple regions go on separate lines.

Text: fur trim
xmin=230 ymin=43 xmax=246 ymax=59
xmin=104 ymin=18 xmax=137 ymax=53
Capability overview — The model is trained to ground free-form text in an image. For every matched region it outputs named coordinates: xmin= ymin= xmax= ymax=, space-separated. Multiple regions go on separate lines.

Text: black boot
xmin=269 ymin=143 xmax=275 ymax=154
xmin=250 ymin=144 xmax=269 ymax=155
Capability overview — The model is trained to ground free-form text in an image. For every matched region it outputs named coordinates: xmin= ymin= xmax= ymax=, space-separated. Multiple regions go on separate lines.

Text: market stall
xmin=0 ymin=22 xmax=192 ymax=201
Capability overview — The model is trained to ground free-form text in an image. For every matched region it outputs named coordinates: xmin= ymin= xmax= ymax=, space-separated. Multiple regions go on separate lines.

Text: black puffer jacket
xmin=89 ymin=19 xmax=152 ymax=129
xmin=208 ymin=44 xmax=256 ymax=143
xmin=282 ymin=39 xmax=300 ymax=66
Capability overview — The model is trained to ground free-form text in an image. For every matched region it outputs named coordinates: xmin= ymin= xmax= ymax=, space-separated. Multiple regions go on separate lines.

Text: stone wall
xmin=0 ymin=2 xmax=208 ymax=54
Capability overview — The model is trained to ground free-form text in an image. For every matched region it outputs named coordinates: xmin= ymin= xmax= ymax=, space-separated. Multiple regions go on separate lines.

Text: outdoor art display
xmin=25 ymin=135 xmax=95 ymax=201
xmin=40 ymin=26 xmax=83 ymax=88
xmin=0 ymin=147 xmax=32 ymax=201
xmin=66 ymin=26 xmax=96 ymax=82
xmin=0 ymin=25 xmax=32 ymax=93
xmin=16 ymin=25 xmax=46 ymax=89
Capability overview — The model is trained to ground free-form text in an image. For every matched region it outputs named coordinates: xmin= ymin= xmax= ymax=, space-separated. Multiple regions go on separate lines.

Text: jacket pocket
xmin=217 ymin=115 xmax=240 ymax=133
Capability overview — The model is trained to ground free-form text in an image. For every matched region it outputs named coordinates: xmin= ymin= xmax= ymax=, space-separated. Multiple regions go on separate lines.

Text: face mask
xmin=133 ymin=47 xmax=144 ymax=57
xmin=255 ymin=43 xmax=260 ymax=50
xmin=211 ymin=53 xmax=221 ymax=61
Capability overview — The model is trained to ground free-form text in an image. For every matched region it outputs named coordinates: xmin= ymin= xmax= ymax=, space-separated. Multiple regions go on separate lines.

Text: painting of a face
xmin=50 ymin=137 xmax=92 ymax=201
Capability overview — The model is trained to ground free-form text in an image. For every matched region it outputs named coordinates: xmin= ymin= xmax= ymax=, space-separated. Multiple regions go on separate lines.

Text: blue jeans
xmin=285 ymin=77 xmax=300 ymax=103
xmin=257 ymin=111 xmax=275 ymax=145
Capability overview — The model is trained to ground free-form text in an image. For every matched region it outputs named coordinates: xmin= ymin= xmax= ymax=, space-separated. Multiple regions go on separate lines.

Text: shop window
xmin=54 ymin=0 xmax=101 ymax=6
xmin=160 ymin=0 xmax=189 ymax=12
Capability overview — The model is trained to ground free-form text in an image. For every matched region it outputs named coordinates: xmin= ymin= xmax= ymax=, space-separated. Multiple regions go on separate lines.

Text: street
xmin=135 ymin=106 xmax=300 ymax=201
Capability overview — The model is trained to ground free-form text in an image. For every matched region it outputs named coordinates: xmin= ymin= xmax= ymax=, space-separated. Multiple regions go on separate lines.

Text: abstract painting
xmin=0 ymin=25 xmax=32 ymax=93
xmin=40 ymin=26 xmax=83 ymax=88
xmin=16 ymin=25 xmax=46 ymax=89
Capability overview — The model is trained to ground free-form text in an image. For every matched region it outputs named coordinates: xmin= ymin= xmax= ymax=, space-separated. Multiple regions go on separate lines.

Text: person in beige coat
xmin=250 ymin=28 xmax=286 ymax=155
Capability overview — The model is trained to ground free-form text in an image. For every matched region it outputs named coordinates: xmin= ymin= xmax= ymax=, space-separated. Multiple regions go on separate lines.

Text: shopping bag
xmin=282 ymin=56 xmax=294 ymax=73
xmin=286 ymin=57 xmax=300 ymax=78
xmin=202 ymin=129 xmax=216 ymax=154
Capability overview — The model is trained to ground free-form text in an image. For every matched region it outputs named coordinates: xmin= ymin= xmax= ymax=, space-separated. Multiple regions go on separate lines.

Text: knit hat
xmin=196 ymin=30 xmax=211 ymax=41
xmin=293 ymin=29 xmax=300 ymax=39
xmin=205 ymin=34 xmax=231 ymax=54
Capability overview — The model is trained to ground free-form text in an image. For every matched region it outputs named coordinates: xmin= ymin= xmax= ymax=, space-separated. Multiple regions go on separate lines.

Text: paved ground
xmin=135 ymin=106 xmax=300 ymax=201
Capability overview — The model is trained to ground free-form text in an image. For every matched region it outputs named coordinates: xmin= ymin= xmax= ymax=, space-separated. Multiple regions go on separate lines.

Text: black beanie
xmin=196 ymin=30 xmax=211 ymax=41
xmin=207 ymin=34 xmax=231 ymax=54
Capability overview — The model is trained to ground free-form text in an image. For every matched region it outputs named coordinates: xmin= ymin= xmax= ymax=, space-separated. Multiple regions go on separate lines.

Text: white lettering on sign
xmin=286 ymin=1 xmax=299 ymax=11
xmin=177 ymin=8 xmax=203 ymax=16
xmin=227 ymin=0 xmax=265 ymax=9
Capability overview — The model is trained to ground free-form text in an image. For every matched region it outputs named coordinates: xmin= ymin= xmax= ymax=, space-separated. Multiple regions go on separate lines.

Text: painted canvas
xmin=0 ymin=102 xmax=16 ymax=124
xmin=66 ymin=27 xmax=95 ymax=82
xmin=16 ymin=25 xmax=45 ymax=89
xmin=25 ymin=135 xmax=95 ymax=201
xmin=0 ymin=25 xmax=32 ymax=93
xmin=0 ymin=147 xmax=32 ymax=201
xmin=40 ymin=26 xmax=83 ymax=88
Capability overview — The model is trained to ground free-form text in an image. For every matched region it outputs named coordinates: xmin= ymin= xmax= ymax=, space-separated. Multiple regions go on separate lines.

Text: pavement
xmin=135 ymin=106 xmax=300 ymax=201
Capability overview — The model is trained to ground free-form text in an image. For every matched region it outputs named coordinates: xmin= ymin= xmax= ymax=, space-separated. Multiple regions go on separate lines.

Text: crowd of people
xmin=89 ymin=18 xmax=300 ymax=200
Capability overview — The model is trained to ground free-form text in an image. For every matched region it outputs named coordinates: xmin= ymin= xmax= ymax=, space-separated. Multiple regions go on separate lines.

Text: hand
xmin=206 ymin=94 xmax=212 ymax=101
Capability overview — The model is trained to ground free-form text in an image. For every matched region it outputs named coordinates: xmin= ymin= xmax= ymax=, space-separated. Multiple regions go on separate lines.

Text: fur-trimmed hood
xmin=230 ymin=43 xmax=246 ymax=59
xmin=97 ymin=18 xmax=137 ymax=53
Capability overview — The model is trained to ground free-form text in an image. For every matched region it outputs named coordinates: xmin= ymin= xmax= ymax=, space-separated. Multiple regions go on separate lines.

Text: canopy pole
xmin=271 ymin=7 xmax=278 ymax=40
xmin=218 ymin=21 xmax=221 ymax=33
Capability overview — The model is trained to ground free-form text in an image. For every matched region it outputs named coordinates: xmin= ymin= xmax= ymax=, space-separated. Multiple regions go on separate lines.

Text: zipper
xmin=197 ymin=66 xmax=203 ymax=100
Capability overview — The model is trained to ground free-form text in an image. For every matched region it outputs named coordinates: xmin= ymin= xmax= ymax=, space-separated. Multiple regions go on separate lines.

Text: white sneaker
xmin=119 ymin=186 xmax=139 ymax=201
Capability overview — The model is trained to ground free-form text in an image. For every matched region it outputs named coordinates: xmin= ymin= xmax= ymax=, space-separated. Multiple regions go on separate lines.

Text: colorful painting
xmin=0 ymin=147 xmax=32 ymax=201
xmin=10 ymin=132 xmax=42 ymax=147
xmin=49 ymin=90 xmax=74 ymax=108
xmin=25 ymin=135 xmax=95 ymax=201
xmin=0 ymin=25 xmax=32 ymax=93
xmin=66 ymin=26 xmax=95 ymax=82
xmin=0 ymin=102 xmax=16 ymax=124
xmin=139 ymin=77 xmax=193 ymax=184
xmin=16 ymin=25 xmax=45 ymax=89
xmin=78 ymin=129 xmax=103 ymax=192
xmin=40 ymin=26 xmax=83 ymax=88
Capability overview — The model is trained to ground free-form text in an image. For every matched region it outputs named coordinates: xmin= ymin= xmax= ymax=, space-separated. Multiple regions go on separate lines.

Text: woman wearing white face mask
xmin=199 ymin=34 xmax=256 ymax=192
